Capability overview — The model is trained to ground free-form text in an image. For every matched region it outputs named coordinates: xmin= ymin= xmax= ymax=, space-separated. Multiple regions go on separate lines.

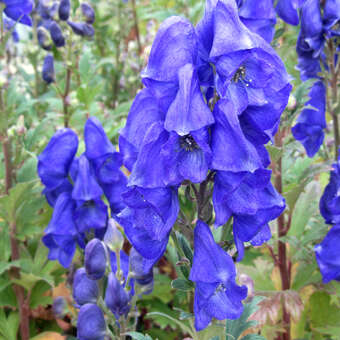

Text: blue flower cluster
xmin=119 ymin=0 xmax=290 ymax=330
xmin=316 ymin=154 xmax=340 ymax=283
xmin=38 ymin=117 xmax=127 ymax=267
xmin=292 ymin=0 xmax=340 ymax=157
xmin=36 ymin=0 xmax=96 ymax=83
xmin=38 ymin=118 xmax=156 ymax=339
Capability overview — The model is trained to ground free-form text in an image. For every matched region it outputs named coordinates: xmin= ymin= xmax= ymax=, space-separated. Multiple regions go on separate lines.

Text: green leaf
xmin=241 ymin=335 xmax=266 ymax=340
xmin=125 ymin=332 xmax=153 ymax=340
xmin=266 ymin=145 xmax=283 ymax=163
xmin=226 ymin=296 xmax=264 ymax=340
xmin=176 ymin=232 xmax=193 ymax=263
xmin=0 ymin=261 xmax=21 ymax=275
xmin=0 ymin=309 xmax=19 ymax=340
xmin=171 ymin=278 xmax=193 ymax=291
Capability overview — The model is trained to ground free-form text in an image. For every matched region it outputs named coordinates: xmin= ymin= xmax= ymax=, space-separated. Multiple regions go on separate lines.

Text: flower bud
xmin=49 ymin=21 xmax=65 ymax=47
xmin=67 ymin=21 xmax=94 ymax=37
xmin=104 ymin=272 xmax=131 ymax=319
xmin=42 ymin=54 xmax=55 ymax=84
xmin=59 ymin=0 xmax=70 ymax=21
xmin=73 ymin=268 xmax=99 ymax=306
xmin=103 ymin=219 xmax=124 ymax=253
xmin=52 ymin=296 xmax=67 ymax=318
xmin=80 ymin=3 xmax=95 ymax=24
xmin=84 ymin=238 xmax=107 ymax=280
xmin=129 ymin=248 xmax=154 ymax=294
xmin=37 ymin=26 xmax=52 ymax=50
xmin=77 ymin=304 xmax=106 ymax=340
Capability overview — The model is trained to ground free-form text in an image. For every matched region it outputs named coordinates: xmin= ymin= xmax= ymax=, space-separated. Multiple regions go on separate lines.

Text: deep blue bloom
xmin=77 ymin=304 xmax=106 ymax=340
xmin=67 ymin=21 xmax=95 ymax=37
xmin=275 ymin=0 xmax=305 ymax=26
xmin=2 ymin=0 xmax=33 ymax=26
xmin=116 ymin=186 xmax=179 ymax=260
xmin=58 ymin=0 xmax=70 ymax=21
xmin=189 ymin=221 xmax=247 ymax=331
xmin=129 ymin=247 xmax=154 ymax=294
xmin=320 ymin=157 xmax=340 ymax=224
xmin=315 ymin=224 xmax=340 ymax=283
xmin=105 ymin=272 xmax=131 ymax=319
xmin=42 ymin=54 xmax=55 ymax=84
xmin=38 ymin=128 xmax=78 ymax=191
xmin=238 ymin=0 xmax=276 ymax=43
xmin=85 ymin=117 xmax=127 ymax=214
xmin=42 ymin=192 xmax=79 ymax=268
xmin=73 ymin=268 xmax=99 ymax=306
xmin=213 ymin=169 xmax=285 ymax=261
xmin=49 ymin=21 xmax=65 ymax=47
xmin=105 ymin=250 xmax=132 ymax=319
xmin=85 ymin=239 xmax=108 ymax=280
xmin=72 ymin=154 xmax=108 ymax=233
xmin=37 ymin=26 xmax=52 ymax=50
xmin=81 ymin=3 xmax=95 ymax=24
xmin=292 ymin=81 xmax=326 ymax=157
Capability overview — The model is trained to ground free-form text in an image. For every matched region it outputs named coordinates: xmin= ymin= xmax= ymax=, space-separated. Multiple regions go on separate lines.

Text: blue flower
xmin=275 ymin=0 xmax=305 ymax=26
xmin=213 ymin=169 xmax=285 ymax=261
xmin=84 ymin=117 xmax=127 ymax=214
xmin=320 ymin=157 xmax=340 ymax=225
xmin=77 ymin=304 xmax=106 ymax=340
xmin=315 ymin=224 xmax=340 ymax=283
xmin=189 ymin=221 xmax=247 ymax=331
xmin=42 ymin=54 xmax=55 ymax=84
xmin=2 ymin=0 xmax=33 ymax=26
xmin=238 ymin=0 xmax=276 ymax=43
xmin=116 ymin=186 xmax=179 ymax=260
xmin=85 ymin=239 xmax=108 ymax=280
xmin=67 ymin=21 xmax=94 ymax=37
xmin=80 ymin=3 xmax=95 ymax=24
xmin=105 ymin=250 xmax=132 ymax=319
xmin=292 ymin=81 xmax=326 ymax=157
xmin=42 ymin=192 xmax=79 ymax=268
xmin=58 ymin=0 xmax=70 ymax=21
xmin=129 ymin=247 xmax=155 ymax=294
xmin=73 ymin=268 xmax=99 ymax=306
xmin=38 ymin=128 xmax=78 ymax=191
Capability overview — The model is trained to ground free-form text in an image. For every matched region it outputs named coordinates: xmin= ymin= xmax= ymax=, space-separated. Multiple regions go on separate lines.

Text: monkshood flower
xmin=116 ymin=186 xmax=179 ymax=261
xmin=213 ymin=168 xmax=285 ymax=261
xmin=129 ymin=247 xmax=154 ymax=294
xmin=1 ymin=0 xmax=33 ymax=26
xmin=42 ymin=54 xmax=55 ymax=84
xmin=52 ymin=296 xmax=67 ymax=318
xmin=84 ymin=117 xmax=127 ymax=214
xmin=189 ymin=221 xmax=247 ymax=331
xmin=275 ymin=0 xmax=305 ymax=26
xmin=315 ymin=224 xmax=340 ymax=283
xmin=67 ymin=21 xmax=95 ymax=37
xmin=292 ymin=81 xmax=326 ymax=157
xmin=80 ymin=3 xmax=95 ymax=24
xmin=237 ymin=0 xmax=276 ymax=43
xmin=73 ymin=267 xmax=99 ymax=306
xmin=77 ymin=304 xmax=106 ymax=340
xmin=38 ymin=119 xmax=127 ymax=267
xmin=105 ymin=250 xmax=132 ymax=319
xmin=196 ymin=0 xmax=291 ymax=142
xmin=58 ymin=0 xmax=70 ymax=21
xmin=320 ymin=155 xmax=340 ymax=224
xmin=85 ymin=239 xmax=108 ymax=280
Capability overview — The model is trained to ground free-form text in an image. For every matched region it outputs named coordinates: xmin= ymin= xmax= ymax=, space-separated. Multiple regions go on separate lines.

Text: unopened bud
xmin=80 ymin=3 xmax=95 ymax=24
xmin=49 ymin=21 xmax=65 ymax=47
xmin=287 ymin=94 xmax=297 ymax=110
xmin=42 ymin=54 xmax=55 ymax=84
xmin=59 ymin=0 xmax=70 ymax=21
xmin=16 ymin=115 xmax=26 ymax=136
xmin=67 ymin=21 xmax=94 ymax=37
xmin=84 ymin=238 xmax=107 ymax=280
xmin=103 ymin=219 xmax=124 ymax=252
xmin=37 ymin=26 xmax=52 ymax=50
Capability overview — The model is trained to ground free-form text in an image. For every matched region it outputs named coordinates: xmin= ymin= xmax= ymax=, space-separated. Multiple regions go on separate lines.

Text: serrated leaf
xmin=171 ymin=278 xmax=193 ymax=291
xmin=125 ymin=332 xmax=153 ymax=340
xmin=226 ymin=297 xmax=265 ymax=340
